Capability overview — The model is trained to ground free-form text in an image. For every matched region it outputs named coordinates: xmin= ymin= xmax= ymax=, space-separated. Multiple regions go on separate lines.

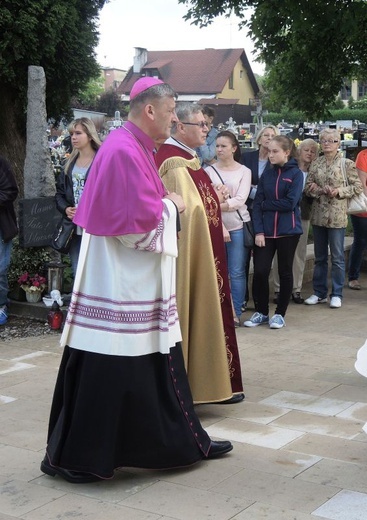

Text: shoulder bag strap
xmin=340 ymin=157 xmax=348 ymax=186
xmin=209 ymin=165 xmax=244 ymax=222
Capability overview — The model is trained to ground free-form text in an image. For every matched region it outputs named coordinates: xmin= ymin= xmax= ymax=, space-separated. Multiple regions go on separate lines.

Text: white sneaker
xmin=330 ymin=296 xmax=342 ymax=308
xmin=304 ymin=295 xmax=328 ymax=305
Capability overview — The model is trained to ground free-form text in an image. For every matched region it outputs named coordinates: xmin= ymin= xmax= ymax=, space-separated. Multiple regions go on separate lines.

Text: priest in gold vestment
xmin=156 ymin=103 xmax=244 ymax=404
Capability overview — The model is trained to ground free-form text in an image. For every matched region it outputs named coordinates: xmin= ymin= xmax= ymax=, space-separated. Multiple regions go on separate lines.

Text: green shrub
xmin=8 ymin=237 xmax=51 ymax=288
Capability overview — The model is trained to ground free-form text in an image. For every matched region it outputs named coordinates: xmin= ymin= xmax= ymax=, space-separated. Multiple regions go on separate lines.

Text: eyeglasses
xmin=320 ymin=139 xmax=339 ymax=144
xmin=181 ymin=121 xmax=209 ymax=128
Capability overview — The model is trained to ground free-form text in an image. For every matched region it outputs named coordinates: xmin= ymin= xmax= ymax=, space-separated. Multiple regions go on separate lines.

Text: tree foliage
xmin=179 ymin=0 xmax=367 ymax=118
xmin=72 ymin=77 xmax=105 ymax=111
xmin=0 ymin=0 xmax=106 ymax=179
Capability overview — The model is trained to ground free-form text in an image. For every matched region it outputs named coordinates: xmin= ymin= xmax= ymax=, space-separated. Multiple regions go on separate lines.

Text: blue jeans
xmin=0 ymin=230 xmax=12 ymax=306
xmin=348 ymin=215 xmax=367 ymax=281
xmin=312 ymin=225 xmax=346 ymax=299
xmin=225 ymin=228 xmax=248 ymax=317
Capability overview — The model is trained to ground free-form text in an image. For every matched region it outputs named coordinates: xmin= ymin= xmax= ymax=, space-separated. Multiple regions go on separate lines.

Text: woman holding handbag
xmin=55 ymin=118 xmax=101 ymax=275
xmin=206 ymin=131 xmax=252 ymax=327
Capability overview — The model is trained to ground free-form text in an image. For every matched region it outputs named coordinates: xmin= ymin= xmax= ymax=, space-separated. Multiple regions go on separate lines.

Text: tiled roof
xmin=118 ymin=48 xmax=258 ymax=97
xmin=198 ymin=98 xmax=240 ymax=105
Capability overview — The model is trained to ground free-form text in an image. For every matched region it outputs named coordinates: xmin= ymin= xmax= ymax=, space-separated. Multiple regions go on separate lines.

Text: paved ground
xmin=1 ymin=275 xmax=367 ymax=520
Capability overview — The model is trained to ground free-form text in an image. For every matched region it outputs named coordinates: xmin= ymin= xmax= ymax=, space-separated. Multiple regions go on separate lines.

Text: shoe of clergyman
xmin=304 ymin=295 xmax=328 ymax=305
xmin=269 ymin=314 xmax=286 ymax=329
xmin=330 ymin=296 xmax=342 ymax=308
xmin=40 ymin=457 xmax=103 ymax=484
xmin=205 ymin=440 xmax=233 ymax=459
xmin=0 ymin=306 xmax=8 ymax=326
xmin=244 ymin=312 xmax=269 ymax=327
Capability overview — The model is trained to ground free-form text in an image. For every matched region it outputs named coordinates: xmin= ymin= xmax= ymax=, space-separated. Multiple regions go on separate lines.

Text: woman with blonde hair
xmin=241 ymin=124 xmax=280 ymax=310
xmin=273 ymin=138 xmax=319 ymax=304
xmin=304 ymin=128 xmax=362 ymax=308
xmin=55 ymin=118 xmax=101 ymax=275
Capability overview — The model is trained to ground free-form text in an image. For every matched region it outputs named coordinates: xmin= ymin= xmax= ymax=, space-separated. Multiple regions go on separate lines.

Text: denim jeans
xmin=312 ymin=225 xmax=346 ymax=299
xmin=0 ymin=230 xmax=12 ymax=306
xmin=348 ymin=215 xmax=367 ymax=281
xmin=225 ymin=228 xmax=248 ymax=317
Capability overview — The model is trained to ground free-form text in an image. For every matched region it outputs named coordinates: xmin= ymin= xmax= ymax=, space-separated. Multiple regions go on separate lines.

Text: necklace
xmin=76 ymin=154 xmax=95 ymax=169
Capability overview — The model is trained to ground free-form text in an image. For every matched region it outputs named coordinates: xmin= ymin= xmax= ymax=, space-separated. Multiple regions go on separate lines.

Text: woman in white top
xmin=206 ymin=131 xmax=252 ymax=326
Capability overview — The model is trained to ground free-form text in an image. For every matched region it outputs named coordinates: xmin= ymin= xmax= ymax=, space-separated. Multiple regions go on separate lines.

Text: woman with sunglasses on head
xmin=304 ymin=128 xmax=362 ymax=309
xmin=241 ymin=125 xmax=279 ymax=311
xmin=244 ymin=136 xmax=303 ymax=330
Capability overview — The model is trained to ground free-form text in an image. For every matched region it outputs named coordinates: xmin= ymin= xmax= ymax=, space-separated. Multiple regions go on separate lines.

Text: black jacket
xmin=0 ymin=156 xmax=18 ymax=242
xmin=241 ymin=149 xmax=271 ymax=211
xmin=55 ymin=158 xmax=77 ymax=216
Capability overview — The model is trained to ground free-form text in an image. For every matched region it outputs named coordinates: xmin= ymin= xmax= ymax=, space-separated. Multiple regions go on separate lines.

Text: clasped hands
xmin=308 ymin=182 xmax=338 ymax=198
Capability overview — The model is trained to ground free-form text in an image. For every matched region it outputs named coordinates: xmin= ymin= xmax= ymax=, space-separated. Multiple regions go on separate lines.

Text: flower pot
xmin=25 ymin=291 xmax=42 ymax=303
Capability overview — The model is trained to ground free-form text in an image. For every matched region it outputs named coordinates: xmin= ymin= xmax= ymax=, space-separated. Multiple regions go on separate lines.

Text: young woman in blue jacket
xmin=244 ymin=136 xmax=303 ymax=329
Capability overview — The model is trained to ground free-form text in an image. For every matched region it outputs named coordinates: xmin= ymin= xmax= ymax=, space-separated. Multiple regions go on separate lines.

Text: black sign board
xmin=18 ymin=197 xmax=59 ymax=248
xmin=345 ymin=146 xmax=366 ymax=162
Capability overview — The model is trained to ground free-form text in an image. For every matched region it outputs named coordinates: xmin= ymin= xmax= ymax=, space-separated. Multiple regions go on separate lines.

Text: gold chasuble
xmin=156 ymin=143 xmax=244 ymax=404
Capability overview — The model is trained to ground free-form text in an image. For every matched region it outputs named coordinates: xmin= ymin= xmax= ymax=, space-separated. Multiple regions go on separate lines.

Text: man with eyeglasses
xmin=156 ymin=102 xmax=244 ymax=406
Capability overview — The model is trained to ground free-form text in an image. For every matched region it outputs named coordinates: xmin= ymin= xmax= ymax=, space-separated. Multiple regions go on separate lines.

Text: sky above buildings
xmin=96 ymin=0 xmax=265 ymax=75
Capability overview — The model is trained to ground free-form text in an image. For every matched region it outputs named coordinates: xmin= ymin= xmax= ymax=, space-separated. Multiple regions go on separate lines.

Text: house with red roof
xmin=117 ymin=47 xmax=260 ymax=124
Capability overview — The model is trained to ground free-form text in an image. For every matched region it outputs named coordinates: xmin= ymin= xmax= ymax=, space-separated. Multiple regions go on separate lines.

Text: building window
xmin=145 ymin=68 xmax=159 ymax=78
xmin=240 ymin=70 xmax=243 ymax=79
xmin=340 ymin=80 xmax=351 ymax=100
xmin=229 ymin=71 xmax=234 ymax=90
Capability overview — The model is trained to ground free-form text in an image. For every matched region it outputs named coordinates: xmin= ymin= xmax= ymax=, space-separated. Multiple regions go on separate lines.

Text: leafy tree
xmin=179 ymin=0 xmax=367 ymax=119
xmin=96 ymin=90 xmax=127 ymax=117
xmin=73 ymin=77 xmax=105 ymax=111
xmin=0 ymin=0 xmax=106 ymax=182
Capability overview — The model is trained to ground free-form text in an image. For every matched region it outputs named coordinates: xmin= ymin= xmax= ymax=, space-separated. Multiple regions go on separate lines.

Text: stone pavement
xmin=1 ymin=275 xmax=367 ymax=520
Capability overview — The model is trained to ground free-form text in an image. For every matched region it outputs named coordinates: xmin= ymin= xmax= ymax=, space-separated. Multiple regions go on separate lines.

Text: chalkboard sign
xmin=18 ymin=197 xmax=59 ymax=247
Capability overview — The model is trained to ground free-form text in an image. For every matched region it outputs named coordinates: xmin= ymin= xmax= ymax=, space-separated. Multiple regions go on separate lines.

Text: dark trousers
xmin=253 ymin=235 xmax=300 ymax=317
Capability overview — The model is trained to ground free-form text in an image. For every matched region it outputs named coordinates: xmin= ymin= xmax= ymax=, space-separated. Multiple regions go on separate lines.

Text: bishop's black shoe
xmin=205 ymin=440 xmax=233 ymax=459
xmin=40 ymin=457 xmax=103 ymax=484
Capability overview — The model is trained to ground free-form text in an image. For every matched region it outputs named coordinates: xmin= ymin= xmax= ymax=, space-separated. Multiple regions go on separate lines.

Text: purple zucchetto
xmin=130 ymin=77 xmax=164 ymax=100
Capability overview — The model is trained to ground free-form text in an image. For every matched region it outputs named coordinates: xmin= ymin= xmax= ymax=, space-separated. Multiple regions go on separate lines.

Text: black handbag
xmin=51 ymin=216 xmax=76 ymax=254
xmin=243 ymin=219 xmax=254 ymax=248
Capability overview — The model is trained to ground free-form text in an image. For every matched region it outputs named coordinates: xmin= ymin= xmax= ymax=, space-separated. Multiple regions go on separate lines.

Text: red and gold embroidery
xmin=197 ymin=180 xmax=220 ymax=227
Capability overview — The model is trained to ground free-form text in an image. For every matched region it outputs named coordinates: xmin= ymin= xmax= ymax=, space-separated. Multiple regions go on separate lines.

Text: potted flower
xmin=18 ymin=272 xmax=47 ymax=303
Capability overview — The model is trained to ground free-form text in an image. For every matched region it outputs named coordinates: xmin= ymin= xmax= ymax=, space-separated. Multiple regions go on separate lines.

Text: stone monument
xmin=23 ymin=66 xmax=55 ymax=198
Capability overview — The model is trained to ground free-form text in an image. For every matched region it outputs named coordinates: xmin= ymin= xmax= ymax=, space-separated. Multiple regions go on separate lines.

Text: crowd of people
xmin=1 ymin=76 xmax=367 ymax=482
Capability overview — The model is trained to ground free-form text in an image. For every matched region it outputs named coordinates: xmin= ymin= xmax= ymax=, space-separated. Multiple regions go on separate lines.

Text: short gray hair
xmin=171 ymin=102 xmax=203 ymax=135
xmin=129 ymin=83 xmax=177 ymax=115
xmin=319 ymin=128 xmax=340 ymax=142
xmin=256 ymin=125 xmax=279 ymax=145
